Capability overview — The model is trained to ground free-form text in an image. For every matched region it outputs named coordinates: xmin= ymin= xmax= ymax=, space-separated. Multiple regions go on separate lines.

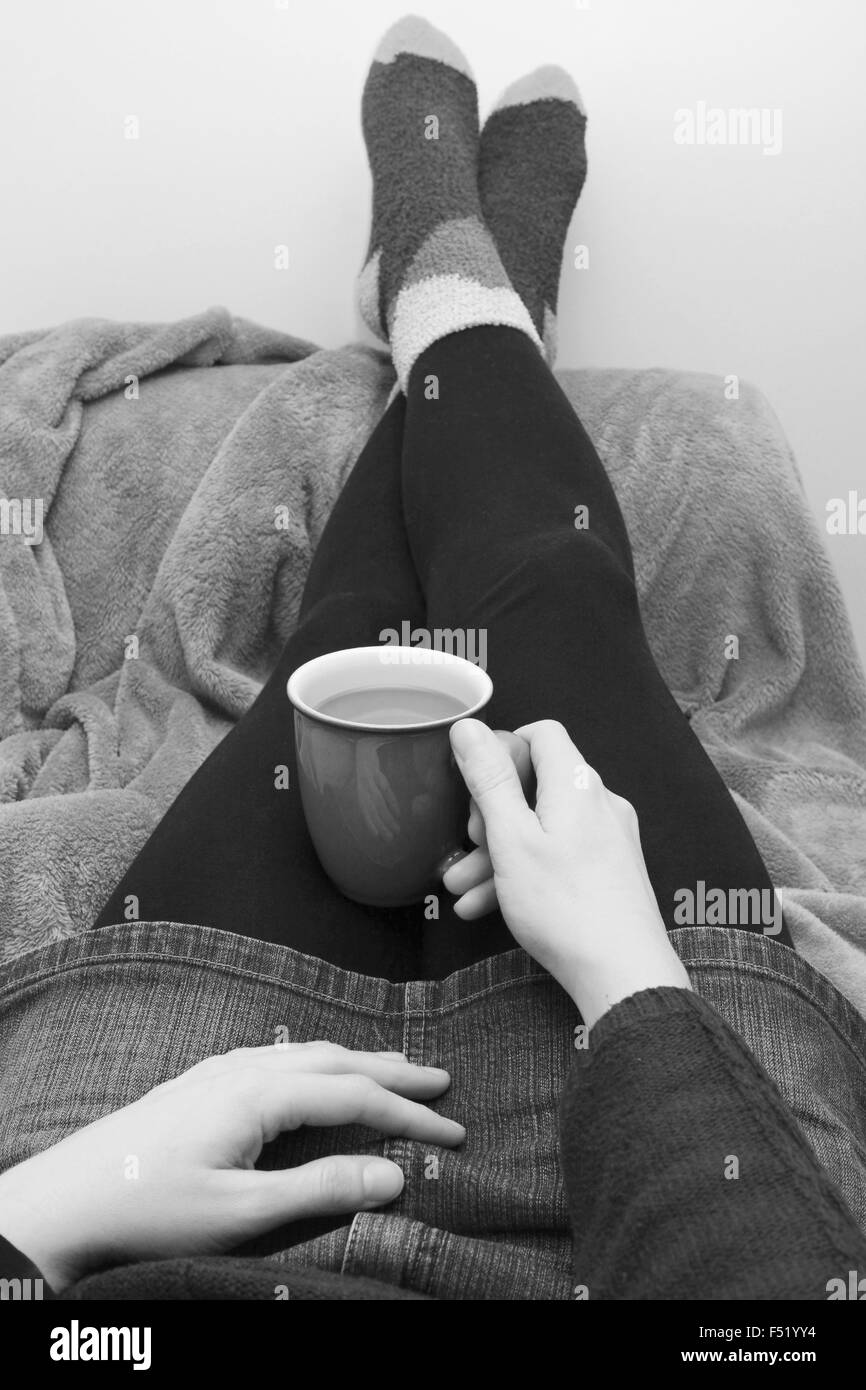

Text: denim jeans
xmin=0 ymin=922 xmax=863 ymax=1300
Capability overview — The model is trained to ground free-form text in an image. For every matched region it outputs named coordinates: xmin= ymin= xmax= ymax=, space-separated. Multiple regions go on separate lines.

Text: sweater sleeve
xmin=558 ymin=985 xmax=866 ymax=1300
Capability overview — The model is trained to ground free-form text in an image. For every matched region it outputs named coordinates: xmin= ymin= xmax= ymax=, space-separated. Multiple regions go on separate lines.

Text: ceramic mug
xmin=287 ymin=646 xmax=493 ymax=907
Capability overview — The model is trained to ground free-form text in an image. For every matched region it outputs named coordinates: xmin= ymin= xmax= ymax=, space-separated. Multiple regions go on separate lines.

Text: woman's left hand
xmin=0 ymin=1043 xmax=464 ymax=1292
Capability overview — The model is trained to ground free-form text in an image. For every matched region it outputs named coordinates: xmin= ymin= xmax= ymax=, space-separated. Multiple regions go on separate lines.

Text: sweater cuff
xmin=581 ymin=984 xmax=702 ymax=1050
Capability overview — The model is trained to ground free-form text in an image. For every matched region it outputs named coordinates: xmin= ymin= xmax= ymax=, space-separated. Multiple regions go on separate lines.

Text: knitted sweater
xmin=3 ymin=987 xmax=864 ymax=1300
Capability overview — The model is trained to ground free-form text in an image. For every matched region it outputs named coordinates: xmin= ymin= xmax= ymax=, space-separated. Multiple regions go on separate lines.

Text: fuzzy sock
xmin=479 ymin=67 xmax=588 ymax=364
xmin=358 ymin=16 xmax=542 ymax=392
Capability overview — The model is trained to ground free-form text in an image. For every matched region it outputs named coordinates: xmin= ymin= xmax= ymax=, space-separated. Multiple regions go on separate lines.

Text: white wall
xmin=2 ymin=0 xmax=864 ymax=661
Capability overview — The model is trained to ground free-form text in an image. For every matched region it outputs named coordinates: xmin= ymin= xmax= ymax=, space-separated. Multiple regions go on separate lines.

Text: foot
xmin=479 ymin=67 xmax=588 ymax=364
xmin=358 ymin=16 xmax=541 ymax=391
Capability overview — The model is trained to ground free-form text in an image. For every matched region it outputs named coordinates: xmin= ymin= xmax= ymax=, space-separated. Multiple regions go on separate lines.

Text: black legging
xmin=94 ymin=326 xmax=790 ymax=978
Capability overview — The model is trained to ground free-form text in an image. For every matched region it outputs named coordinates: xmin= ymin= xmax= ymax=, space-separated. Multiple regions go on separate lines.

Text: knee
xmin=514 ymin=527 xmax=638 ymax=608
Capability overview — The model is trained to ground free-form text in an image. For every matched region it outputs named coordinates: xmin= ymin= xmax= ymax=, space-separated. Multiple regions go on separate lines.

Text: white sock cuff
xmin=389 ymin=276 xmax=543 ymax=392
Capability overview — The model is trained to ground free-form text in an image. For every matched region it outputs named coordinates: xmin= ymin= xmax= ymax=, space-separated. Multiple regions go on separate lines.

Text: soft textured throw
xmin=1 ymin=308 xmax=865 ymax=1013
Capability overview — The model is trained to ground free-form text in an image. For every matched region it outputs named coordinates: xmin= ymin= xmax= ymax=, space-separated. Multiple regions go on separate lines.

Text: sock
xmin=479 ymin=67 xmax=588 ymax=364
xmin=358 ymin=16 xmax=542 ymax=392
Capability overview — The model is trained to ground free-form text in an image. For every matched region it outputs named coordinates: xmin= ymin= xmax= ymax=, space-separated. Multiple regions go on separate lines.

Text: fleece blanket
xmin=2 ymin=307 xmax=866 ymax=1015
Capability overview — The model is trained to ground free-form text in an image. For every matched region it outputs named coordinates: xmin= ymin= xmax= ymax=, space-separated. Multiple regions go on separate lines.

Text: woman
xmin=0 ymin=17 xmax=864 ymax=1300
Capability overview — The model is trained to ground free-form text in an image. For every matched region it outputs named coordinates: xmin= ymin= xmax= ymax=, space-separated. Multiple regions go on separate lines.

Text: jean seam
xmin=0 ymin=954 xmax=404 ymax=1020
xmin=340 ymin=1213 xmax=363 ymax=1275
xmin=0 ymin=948 xmax=551 ymax=1017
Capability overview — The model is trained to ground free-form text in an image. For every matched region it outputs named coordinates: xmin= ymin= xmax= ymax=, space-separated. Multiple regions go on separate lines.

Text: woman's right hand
xmin=446 ymin=718 xmax=691 ymax=1025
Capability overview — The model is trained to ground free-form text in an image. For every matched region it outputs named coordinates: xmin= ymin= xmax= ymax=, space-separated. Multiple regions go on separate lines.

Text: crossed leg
xmin=94 ymin=326 xmax=790 ymax=978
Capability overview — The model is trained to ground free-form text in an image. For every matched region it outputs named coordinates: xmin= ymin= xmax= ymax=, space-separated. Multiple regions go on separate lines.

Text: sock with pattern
xmin=479 ymin=66 xmax=588 ymax=364
xmin=358 ymin=16 xmax=542 ymax=392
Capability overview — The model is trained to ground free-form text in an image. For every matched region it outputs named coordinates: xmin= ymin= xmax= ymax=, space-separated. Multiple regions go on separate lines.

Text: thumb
xmin=450 ymin=720 xmax=534 ymax=845
xmin=229 ymin=1157 xmax=405 ymax=1234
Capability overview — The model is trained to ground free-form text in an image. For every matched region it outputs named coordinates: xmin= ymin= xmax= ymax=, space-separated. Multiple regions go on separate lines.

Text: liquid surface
xmin=316 ymin=685 xmax=467 ymax=726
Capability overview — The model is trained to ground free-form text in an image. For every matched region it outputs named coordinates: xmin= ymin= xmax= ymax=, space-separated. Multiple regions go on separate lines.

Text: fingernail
xmin=362 ymin=1160 xmax=404 ymax=1203
xmin=450 ymin=720 xmax=487 ymax=757
xmin=376 ymin=1051 xmax=408 ymax=1059
xmin=437 ymin=848 xmax=468 ymax=882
